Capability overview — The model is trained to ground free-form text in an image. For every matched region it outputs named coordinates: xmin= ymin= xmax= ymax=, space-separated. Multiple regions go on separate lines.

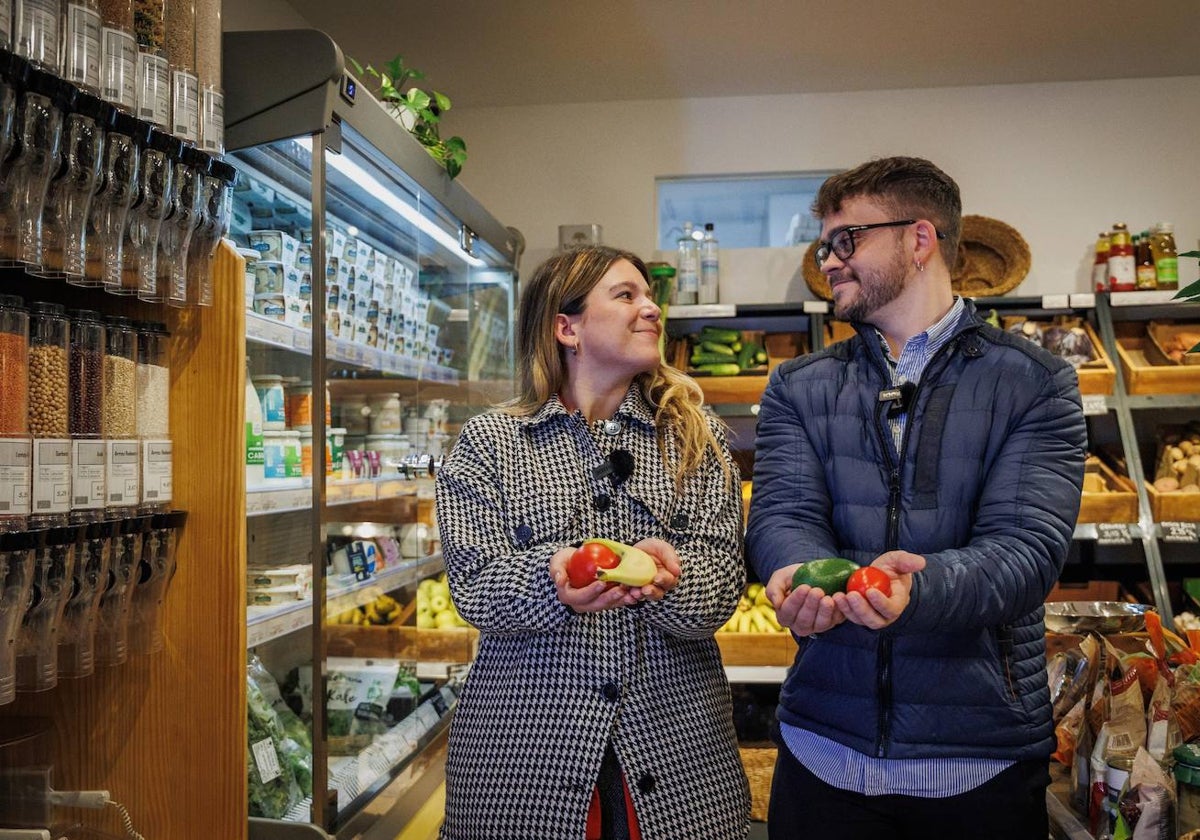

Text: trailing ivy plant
xmin=1178 ymin=250 xmax=1200 ymax=352
xmin=348 ymin=54 xmax=468 ymax=180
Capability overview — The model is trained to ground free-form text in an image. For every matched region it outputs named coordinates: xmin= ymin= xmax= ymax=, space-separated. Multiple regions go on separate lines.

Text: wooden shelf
xmin=694 ymin=373 xmax=771 ymax=404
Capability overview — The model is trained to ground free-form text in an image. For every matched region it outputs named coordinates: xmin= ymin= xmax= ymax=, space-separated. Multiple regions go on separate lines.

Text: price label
xmin=1041 ymin=294 xmax=1070 ymax=310
xmin=1096 ymin=522 xmax=1132 ymax=545
xmin=1161 ymin=521 xmax=1199 ymax=543
xmin=1081 ymin=394 xmax=1109 ymax=416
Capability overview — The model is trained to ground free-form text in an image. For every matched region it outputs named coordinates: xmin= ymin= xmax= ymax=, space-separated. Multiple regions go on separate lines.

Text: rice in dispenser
xmin=0 ymin=531 xmax=36 ymax=705
xmin=15 ymin=525 xmax=77 ymax=692
xmin=56 ymin=518 xmax=112 ymax=678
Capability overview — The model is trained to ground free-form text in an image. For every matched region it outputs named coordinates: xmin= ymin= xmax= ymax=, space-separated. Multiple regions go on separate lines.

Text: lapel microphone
xmin=878 ymin=381 xmax=916 ymax=419
xmin=592 ymin=449 xmax=635 ymax=485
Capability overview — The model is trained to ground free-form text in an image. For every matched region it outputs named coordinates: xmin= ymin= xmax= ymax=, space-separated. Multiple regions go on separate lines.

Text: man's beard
xmin=832 ymin=245 xmax=908 ymax=323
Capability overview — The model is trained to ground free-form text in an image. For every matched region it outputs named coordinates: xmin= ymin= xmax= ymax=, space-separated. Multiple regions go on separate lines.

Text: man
xmin=746 ymin=156 xmax=1086 ymax=839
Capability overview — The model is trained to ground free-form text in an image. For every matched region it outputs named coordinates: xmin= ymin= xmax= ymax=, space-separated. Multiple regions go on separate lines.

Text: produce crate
xmin=739 ymin=742 xmax=776 ymax=822
xmin=1045 ymin=580 xmax=1122 ymax=604
xmin=715 ymin=631 xmax=796 ymax=666
xmin=1075 ymin=322 xmax=1118 ymax=395
xmin=1113 ymin=327 xmax=1200 ymax=395
xmin=1144 ymin=320 xmax=1200 ymax=366
xmin=1146 ymin=481 xmax=1200 ymax=523
xmin=325 ymin=623 xmax=479 ymax=662
xmin=1077 ymin=460 xmax=1138 ymax=524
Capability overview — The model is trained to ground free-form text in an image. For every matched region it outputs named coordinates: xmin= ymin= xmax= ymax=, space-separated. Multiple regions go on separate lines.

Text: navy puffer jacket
xmin=746 ymin=302 xmax=1086 ymax=761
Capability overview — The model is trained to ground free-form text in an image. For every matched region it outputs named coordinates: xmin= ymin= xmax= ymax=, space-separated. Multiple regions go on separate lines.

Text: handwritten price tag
xmin=1097 ymin=523 xmax=1132 ymax=545
xmin=1161 ymin=521 xmax=1199 ymax=543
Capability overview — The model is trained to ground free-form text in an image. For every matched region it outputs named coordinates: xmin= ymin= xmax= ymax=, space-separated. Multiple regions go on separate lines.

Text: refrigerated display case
xmin=224 ymin=29 xmax=520 ymax=839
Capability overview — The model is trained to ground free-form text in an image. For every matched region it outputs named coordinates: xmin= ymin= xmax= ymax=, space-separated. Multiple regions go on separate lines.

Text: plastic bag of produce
xmin=247 ymin=679 xmax=303 ymax=818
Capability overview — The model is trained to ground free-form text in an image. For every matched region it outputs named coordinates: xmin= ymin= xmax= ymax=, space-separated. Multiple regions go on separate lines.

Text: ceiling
xmin=284 ymin=0 xmax=1200 ymax=108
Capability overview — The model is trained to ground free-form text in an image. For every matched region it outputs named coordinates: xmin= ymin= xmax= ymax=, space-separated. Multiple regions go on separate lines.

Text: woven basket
xmin=802 ymin=214 xmax=1031 ymax=301
xmin=739 ymin=742 xmax=777 ymax=822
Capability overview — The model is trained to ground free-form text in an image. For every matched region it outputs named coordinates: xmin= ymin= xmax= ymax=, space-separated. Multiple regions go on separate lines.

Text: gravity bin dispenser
xmin=225 ymin=29 xmax=518 ymax=840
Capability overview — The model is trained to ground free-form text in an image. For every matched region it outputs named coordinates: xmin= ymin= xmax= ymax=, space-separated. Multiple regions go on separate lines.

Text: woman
xmin=435 ymin=245 xmax=750 ymax=839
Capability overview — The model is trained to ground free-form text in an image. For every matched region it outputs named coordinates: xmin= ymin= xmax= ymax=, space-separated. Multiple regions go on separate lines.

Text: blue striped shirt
xmin=781 ymin=296 xmax=1013 ymax=797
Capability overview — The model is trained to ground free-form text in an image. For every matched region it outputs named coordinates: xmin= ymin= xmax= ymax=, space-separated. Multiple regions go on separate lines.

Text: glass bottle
xmin=698 ymin=222 xmax=719 ymax=304
xmin=0 ymin=295 xmax=30 ymax=535
xmin=89 ymin=108 xmax=144 ymax=289
xmin=1134 ymin=231 xmax=1157 ymax=290
xmin=61 ymin=0 xmax=102 ymax=95
xmin=119 ymin=125 xmax=174 ymax=297
xmin=132 ymin=0 xmax=168 ymax=130
xmin=675 ymin=221 xmax=698 ymax=305
xmin=28 ymin=302 xmax=70 ymax=529
xmin=164 ymin=0 xmax=196 ymax=143
xmin=98 ymin=0 xmax=136 ymax=111
xmin=186 ymin=154 xmax=232 ymax=306
xmin=37 ymin=90 xmax=106 ymax=279
xmin=101 ymin=314 xmax=137 ymax=520
xmin=1091 ymin=232 xmax=1110 ymax=293
xmin=14 ymin=0 xmax=63 ymax=74
xmin=157 ymin=143 xmax=202 ymax=306
xmin=194 ymin=0 xmax=219 ymax=152
xmin=67 ymin=309 xmax=105 ymax=525
xmin=1150 ymin=222 xmax=1179 ymax=291
xmin=135 ymin=320 xmax=169 ymax=513
xmin=1106 ymin=222 xmax=1135 ymax=293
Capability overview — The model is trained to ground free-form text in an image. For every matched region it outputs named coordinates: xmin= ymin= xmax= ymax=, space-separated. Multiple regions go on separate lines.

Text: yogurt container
xmin=253 ymin=293 xmax=286 ymax=322
xmin=254 ymin=261 xmax=286 ymax=294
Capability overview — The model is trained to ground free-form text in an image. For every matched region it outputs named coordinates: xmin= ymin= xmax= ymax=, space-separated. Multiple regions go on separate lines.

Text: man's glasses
xmin=813 ymin=219 xmax=945 ymax=268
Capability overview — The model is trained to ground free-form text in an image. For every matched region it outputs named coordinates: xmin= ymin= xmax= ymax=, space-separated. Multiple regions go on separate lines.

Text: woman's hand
xmin=834 ymin=550 xmax=925 ymax=630
xmin=549 ymin=538 xmax=682 ymax=611
xmin=627 ymin=537 xmax=681 ymax=601
xmin=769 ymin=564 xmax=845 ymax=637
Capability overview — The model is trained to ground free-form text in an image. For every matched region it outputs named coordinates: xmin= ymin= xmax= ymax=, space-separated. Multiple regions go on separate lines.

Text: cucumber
xmin=736 ymin=343 xmax=756 ymax=369
xmin=696 ymin=363 xmax=741 ymax=376
xmin=700 ymin=326 xmax=740 ymax=345
xmin=691 ymin=352 xmax=738 ymax=367
xmin=700 ymin=340 xmax=736 ymax=356
xmin=755 ymin=349 xmax=767 ymax=364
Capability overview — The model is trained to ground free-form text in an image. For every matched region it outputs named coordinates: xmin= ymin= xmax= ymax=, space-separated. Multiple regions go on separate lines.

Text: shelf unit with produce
xmin=225 ymin=30 xmax=517 ymax=840
xmin=667 ymin=291 xmax=1200 ymax=658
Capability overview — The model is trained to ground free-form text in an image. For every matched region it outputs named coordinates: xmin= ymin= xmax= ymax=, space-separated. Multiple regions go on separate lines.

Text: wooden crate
xmin=1114 ymin=333 xmax=1200 ymax=395
xmin=1077 ymin=460 xmax=1138 ymax=524
xmin=326 ymin=623 xmax=479 ymax=662
xmin=1045 ymin=580 xmax=1122 ymax=603
xmin=1145 ymin=480 xmax=1200 ymax=523
xmin=1144 ymin=320 xmax=1200 ymax=366
xmin=715 ymin=631 xmax=796 ymax=666
xmin=1076 ymin=322 xmax=1117 ymax=395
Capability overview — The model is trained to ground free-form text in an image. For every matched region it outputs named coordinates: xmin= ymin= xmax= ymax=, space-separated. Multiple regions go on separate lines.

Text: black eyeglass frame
xmin=813 ymin=219 xmax=946 ymax=268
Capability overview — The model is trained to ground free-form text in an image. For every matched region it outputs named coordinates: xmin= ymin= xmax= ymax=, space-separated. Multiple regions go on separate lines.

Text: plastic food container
xmin=16 ymin=526 xmax=78 ymax=692
xmin=252 ymin=293 xmax=285 ymax=322
xmin=251 ymin=375 xmax=285 ymax=431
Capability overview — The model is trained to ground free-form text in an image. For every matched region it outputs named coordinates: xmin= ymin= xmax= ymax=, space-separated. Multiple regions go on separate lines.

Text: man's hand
xmin=835 ymin=550 xmax=925 ymax=630
xmin=768 ymin=563 xmax=845 ymax=637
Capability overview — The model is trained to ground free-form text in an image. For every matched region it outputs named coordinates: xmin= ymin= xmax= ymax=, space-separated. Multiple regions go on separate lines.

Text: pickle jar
xmin=91 ymin=109 xmax=146 ymax=290
xmin=56 ymin=518 xmax=112 ymax=678
xmin=15 ymin=525 xmax=77 ymax=692
xmin=28 ymin=302 xmax=69 ymax=529
xmin=0 ymin=531 xmax=37 ymax=704
xmin=37 ymin=89 xmax=106 ymax=279
xmin=67 ymin=309 xmax=105 ymax=525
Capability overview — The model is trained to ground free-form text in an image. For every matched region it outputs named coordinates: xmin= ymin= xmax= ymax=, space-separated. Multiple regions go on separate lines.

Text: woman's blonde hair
xmin=505 ymin=245 xmax=730 ymax=489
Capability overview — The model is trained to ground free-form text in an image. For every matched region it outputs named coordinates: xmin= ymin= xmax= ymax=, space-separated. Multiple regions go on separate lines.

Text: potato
xmin=1155 ymin=476 xmax=1180 ymax=493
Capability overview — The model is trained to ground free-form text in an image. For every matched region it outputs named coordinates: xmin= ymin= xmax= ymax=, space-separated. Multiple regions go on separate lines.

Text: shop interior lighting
xmin=293 ymin=137 xmax=487 ymax=268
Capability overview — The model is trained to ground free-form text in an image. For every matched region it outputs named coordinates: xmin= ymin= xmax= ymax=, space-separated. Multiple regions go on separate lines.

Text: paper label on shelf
xmin=1041 ymin=294 xmax=1070 ymax=310
xmin=1161 ymin=521 xmax=1199 ymax=543
xmin=0 ymin=438 xmax=31 ymax=516
xmin=251 ymin=737 xmax=282 ymax=783
xmin=72 ymin=440 xmax=105 ymax=511
xmin=802 ymin=300 xmax=829 ymax=313
xmin=31 ymin=439 xmax=70 ymax=516
xmin=1069 ymin=293 xmax=1096 ymax=309
xmin=1081 ymin=394 xmax=1108 ymax=416
xmin=141 ymin=439 xmax=172 ymax=504
xmin=105 ymin=439 xmax=140 ymax=506
xmin=1096 ymin=522 xmax=1132 ymax=545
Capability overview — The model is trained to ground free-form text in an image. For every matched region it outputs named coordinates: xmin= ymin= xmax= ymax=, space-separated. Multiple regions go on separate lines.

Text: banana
xmin=749 ymin=606 xmax=773 ymax=633
xmin=737 ymin=596 xmax=752 ymax=612
xmin=736 ymin=612 xmax=753 ymax=633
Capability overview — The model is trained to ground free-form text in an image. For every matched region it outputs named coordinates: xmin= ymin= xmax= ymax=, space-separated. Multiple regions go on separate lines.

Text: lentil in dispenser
xmin=0 ymin=295 xmax=31 ymax=534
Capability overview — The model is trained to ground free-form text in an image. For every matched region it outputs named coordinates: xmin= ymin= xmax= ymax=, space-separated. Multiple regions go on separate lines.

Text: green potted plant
xmin=1178 ymin=250 xmax=1200 ymax=353
xmin=348 ymin=54 xmax=468 ymax=180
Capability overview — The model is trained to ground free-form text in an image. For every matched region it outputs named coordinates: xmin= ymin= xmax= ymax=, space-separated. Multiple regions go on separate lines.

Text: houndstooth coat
xmin=434 ymin=386 xmax=750 ymax=840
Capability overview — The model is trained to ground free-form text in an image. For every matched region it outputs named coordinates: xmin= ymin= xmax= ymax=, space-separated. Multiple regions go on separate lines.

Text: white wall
xmin=223 ymin=0 xmax=311 ymax=30
xmin=451 ymin=77 xmax=1200 ymax=300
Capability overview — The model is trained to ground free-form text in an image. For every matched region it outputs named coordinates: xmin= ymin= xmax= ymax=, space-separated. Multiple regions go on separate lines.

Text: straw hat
xmin=802 ymin=214 xmax=1032 ymax=300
